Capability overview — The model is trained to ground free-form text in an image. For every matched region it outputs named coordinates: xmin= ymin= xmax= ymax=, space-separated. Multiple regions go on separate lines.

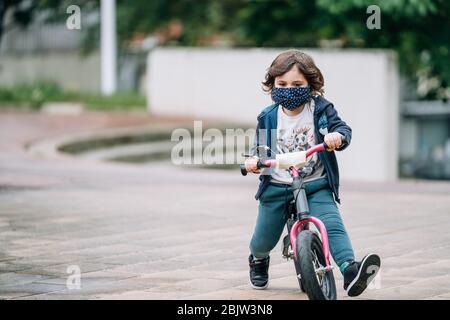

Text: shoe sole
xmin=347 ymin=253 xmax=381 ymax=297
xmin=249 ymin=279 xmax=269 ymax=290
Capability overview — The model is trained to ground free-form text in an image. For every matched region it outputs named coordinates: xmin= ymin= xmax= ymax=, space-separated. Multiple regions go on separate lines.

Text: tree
xmin=230 ymin=0 xmax=450 ymax=100
xmin=0 ymin=0 xmax=34 ymax=46
xmin=111 ymin=0 xmax=449 ymax=100
xmin=2 ymin=0 xmax=448 ymax=100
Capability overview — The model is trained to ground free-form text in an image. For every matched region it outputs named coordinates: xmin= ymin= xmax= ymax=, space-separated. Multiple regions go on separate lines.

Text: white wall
xmin=147 ymin=48 xmax=400 ymax=182
xmin=0 ymin=52 xmax=101 ymax=92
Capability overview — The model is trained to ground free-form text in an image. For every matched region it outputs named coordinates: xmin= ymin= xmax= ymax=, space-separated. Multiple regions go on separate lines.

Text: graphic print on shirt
xmin=277 ymin=126 xmax=320 ymax=175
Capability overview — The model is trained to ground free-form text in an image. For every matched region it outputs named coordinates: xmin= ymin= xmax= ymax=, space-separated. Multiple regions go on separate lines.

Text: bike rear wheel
xmin=295 ymin=230 xmax=337 ymax=300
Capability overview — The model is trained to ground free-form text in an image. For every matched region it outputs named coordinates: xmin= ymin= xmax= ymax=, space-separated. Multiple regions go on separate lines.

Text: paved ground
xmin=1 ymin=110 xmax=450 ymax=300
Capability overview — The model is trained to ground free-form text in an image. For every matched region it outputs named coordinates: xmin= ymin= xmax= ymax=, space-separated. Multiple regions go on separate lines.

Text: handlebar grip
xmin=256 ymin=160 xmax=265 ymax=169
xmin=241 ymin=160 xmax=271 ymax=176
xmin=240 ymin=164 xmax=248 ymax=176
xmin=322 ymin=134 xmax=347 ymax=151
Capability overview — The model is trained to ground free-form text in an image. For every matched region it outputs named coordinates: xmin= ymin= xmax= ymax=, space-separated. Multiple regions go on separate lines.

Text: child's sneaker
xmin=248 ymin=254 xmax=270 ymax=290
xmin=343 ymin=253 xmax=381 ymax=297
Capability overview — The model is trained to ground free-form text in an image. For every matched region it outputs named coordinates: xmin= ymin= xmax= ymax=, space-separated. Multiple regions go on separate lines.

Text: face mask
xmin=271 ymin=86 xmax=311 ymax=110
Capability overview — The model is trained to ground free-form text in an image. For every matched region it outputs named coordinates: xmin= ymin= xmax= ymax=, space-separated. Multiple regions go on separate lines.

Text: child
xmin=245 ymin=49 xmax=381 ymax=297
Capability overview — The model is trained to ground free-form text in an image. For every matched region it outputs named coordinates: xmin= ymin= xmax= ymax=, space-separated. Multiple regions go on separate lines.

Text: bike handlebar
xmin=240 ymin=141 xmax=330 ymax=176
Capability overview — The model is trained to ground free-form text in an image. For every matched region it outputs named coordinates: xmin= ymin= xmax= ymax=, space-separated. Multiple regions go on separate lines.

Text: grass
xmin=0 ymin=81 xmax=146 ymax=111
xmin=81 ymin=92 xmax=146 ymax=111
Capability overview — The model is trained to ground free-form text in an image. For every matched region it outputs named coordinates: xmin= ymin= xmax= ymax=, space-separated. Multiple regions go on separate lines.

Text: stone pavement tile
xmin=0 ymin=261 xmax=34 ymax=273
xmin=423 ymin=295 xmax=450 ymax=300
xmin=135 ymin=263 xmax=330 ymax=296
xmin=354 ymin=240 xmax=450 ymax=261
xmin=135 ymin=234 xmax=249 ymax=256
xmin=186 ymin=279 xmax=307 ymax=300
xmin=87 ymin=252 xmax=158 ymax=266
xmin=343 ymin=223 xmax=446 ymax=246
xmin=264 ymin=274 xmax=355 ymax=300
xmin=13 ymin=293 xmax=90 ymax=300
xmin=96 ymin=290 xmax=180 ymax=300
xmin=36 ymin=277 xmax=226 ymax=299
xmin=381 ymin=259 xmax=450 ymax=280
xmin=208 ymin=270 xmax=248 ymax=282
xmin=174 ymin=243 xmax=248 ymax=261
xmin=107 ymin=248 xmax=181 ymax=264
xmin=58 ymin=244 xmax=150 ymax=261
xmin=366 ymin=273 xmax=415 ymax=289
xmin=0 ymin=253 xmax=16 ymax=262
xmin=33 ymin=269 xmax=137 ymax=286
xmin=2 ymin=234 xmax=79 ymax=256
xmin=269 ymin=261 xmax=299 ymax=276
xmin=3 ymin=254 xmax=89 ymax=270
xmin=139 ymin=266 xmax=265 ymax=286
xmin=434 ymin=292 xmax=450 ymax=299
xmin=108 ymin=257 xmax=210 ymax=275
xmin=105 ymin=247 xmax=248 ymax=277
xmin=361 ymin=275 xmax=450 ymax=300
xmin=41 ymin=276 xmax=127 ymax=290
xmin=58 ymin=229 xmax=162 ymax=248
xmin=381 ymin=256 xmax=436 ymax=269
xmin=0 ymin=272 xmax=51 ymax=286
xmin=127 ymin=270 xmax=217 ymax=286
xmin=263 ymin=275 xmax=301 ymax=292
xmin=176 ymin=248 xmax=246 ymax=265
xmin=185 ymin=287 xmax=283 ymax=300
xmin=398 ymin=245 xmax=450 ymax=260
xmin=10 ymin=238 xmax=57 ymax=248
xmin=0 ymin=282 xmax=68 ymax=299
xmin=261 ymin=289 xmax=308 ymax=300
xmin=15 ymin=262 xmax=113 ymax=278
xmin=3 ymin=246 xmax=61 ymax=260
xmin=91 ymin=246 xmax=239 ymax=268
xmin=145 ymin=278 xmax=249 ymax=299
xmin=14 ymin=275 xmax=162 ymax=299
xmin=187 ymin=257 xmax=250 ymax=273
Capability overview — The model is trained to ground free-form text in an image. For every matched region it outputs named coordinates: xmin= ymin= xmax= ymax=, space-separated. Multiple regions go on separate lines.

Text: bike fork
xmin=290 ymin=187 xmax=333 ymax=268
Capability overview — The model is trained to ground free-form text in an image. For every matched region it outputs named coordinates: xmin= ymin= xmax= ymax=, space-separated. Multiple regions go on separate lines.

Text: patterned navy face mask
xmin=271 ymin=86 xmax=311 ymax=110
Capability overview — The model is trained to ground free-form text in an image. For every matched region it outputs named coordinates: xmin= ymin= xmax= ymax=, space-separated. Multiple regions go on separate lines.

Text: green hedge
xmin=0 ymin=81 xmax=146 ymax=111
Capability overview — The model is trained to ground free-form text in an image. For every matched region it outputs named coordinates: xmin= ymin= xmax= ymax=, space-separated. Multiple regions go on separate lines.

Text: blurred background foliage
xmin=0 ymin=81 xmax=146 ymax=110
xmin=1 ymin=0 xmax=449 ymax=101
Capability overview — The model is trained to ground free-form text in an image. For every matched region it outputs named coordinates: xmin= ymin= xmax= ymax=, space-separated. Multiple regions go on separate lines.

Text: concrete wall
xmin=0 ymin=51 xmax=101 ymax=92
xmin=147 ymin=48 xmax=400 ymax=182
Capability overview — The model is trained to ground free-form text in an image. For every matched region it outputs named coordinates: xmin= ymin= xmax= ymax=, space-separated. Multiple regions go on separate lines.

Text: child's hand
xmin=245 ymin=156 xmax=262 ymax=173
xmin=324 ymin=132 xmax=343 ymax=151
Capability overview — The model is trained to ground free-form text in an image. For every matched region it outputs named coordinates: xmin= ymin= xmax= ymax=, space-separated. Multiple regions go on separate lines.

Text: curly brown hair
xmin=262 ymin=49 xmax=325 ymax=96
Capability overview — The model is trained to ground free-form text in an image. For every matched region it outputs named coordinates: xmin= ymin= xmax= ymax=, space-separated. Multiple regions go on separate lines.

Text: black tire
xmin=295 ymin=230 xmax=337 ymax=300
xmin=294 ymin=259 xmax=306 ymax=292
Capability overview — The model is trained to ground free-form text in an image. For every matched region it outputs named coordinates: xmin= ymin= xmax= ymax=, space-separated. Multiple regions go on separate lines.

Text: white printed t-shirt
xmin=271 ymin=99 xmax=325 ymax=184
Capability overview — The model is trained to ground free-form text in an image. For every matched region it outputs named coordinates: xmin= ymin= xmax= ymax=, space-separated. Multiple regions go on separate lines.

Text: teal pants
xmin=249 ymin=177 xmax=355 ymax=274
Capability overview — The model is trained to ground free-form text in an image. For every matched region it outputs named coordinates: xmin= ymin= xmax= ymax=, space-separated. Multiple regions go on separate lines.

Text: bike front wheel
xmin=293 ymin=257 xmax=306 ymax=292
xmin=295 ymin=230 xmax=337 ymax=300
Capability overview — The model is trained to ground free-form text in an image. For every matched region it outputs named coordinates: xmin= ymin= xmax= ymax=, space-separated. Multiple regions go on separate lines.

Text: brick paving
xmin=1 ymin=110 xmax=450 ymax=300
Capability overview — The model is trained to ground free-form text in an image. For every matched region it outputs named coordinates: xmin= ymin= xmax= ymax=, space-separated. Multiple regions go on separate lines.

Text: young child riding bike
xmin=245 ymin=49 xmax=381 ymax=297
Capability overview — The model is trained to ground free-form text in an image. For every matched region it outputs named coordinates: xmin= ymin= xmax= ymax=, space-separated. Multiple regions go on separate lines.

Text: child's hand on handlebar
xmin=245 ymin=156 xmax=261 ymax=173
xmin=324 ymin=132 xmax=343 ymax=151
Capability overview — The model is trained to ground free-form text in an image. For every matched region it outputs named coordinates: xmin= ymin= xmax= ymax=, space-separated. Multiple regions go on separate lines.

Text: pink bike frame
xmin=262 ymin=143 xmax=332 ymax=267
